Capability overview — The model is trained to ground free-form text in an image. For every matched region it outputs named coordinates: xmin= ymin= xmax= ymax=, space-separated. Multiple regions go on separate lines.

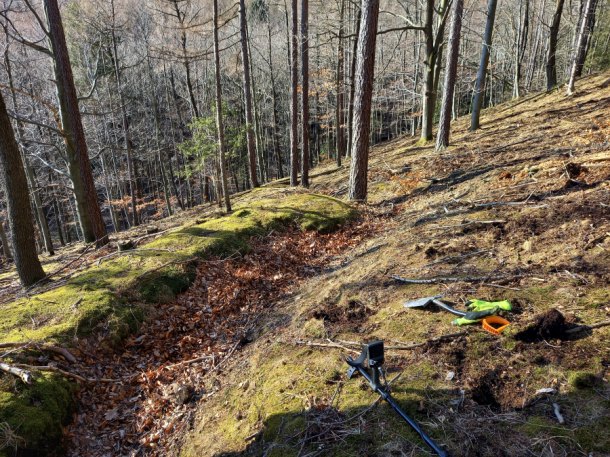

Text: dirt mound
xmin=514 ymin=308 xmax=572 ymax=342
xmin=311 ymin=299 xmax=372 ymax=324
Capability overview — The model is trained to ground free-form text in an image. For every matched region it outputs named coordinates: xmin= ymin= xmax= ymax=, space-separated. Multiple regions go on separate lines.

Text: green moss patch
xmin=0 ymin=374 xmax=73 ymax=456
xmin=0 ymin=188 xmax=355 ymax=456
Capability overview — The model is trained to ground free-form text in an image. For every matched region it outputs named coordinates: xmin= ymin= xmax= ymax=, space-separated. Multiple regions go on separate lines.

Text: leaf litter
xmin=64 ymin=215 xmax=383 ymax=456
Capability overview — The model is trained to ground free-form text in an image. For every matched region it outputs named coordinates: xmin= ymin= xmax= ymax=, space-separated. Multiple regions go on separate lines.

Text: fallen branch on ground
xmin=433 ymin=219 xmax=506 ymax=229
xmin=391 ymin=274 xmax=517 ymax=284
xmin=292 ymin=339 xmax=359 ymax=354
xmin=294 ymin=331 xmax=469 ymax=353
xmin=164 ymin=354 xmax=215 ymax=370
xmin=0 ymin=363 xmax=32 ymax=384
xmin=0 ymin=342 xmax=77 ymax=363
xmin=565 ymin=319 xmax=610 ymax=334
xmin=12 ymin=364 xmax=116 ymax=383
xmin=552 ymin=403 xmax=565 ymax=424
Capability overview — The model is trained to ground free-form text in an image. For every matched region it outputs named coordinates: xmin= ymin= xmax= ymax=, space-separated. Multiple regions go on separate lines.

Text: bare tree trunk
xmin=335 ymin=0 xmax=347 ymax=167
xmin=52 ymin=196 xmax=65 ymax=247
xmin=567 ymin=0 xmax=595 ymax=94
xmin=574 ymin=0 xmax=599 ymax=77
xmin=43 ymin=0 xmax=108 ymax=246
xmin=420 ymin=0 xmax=436 ymax=142
xmin=0 ymin=92 xmax=45 ymax=286
xmin=4 ymin=50 xmax=55 ymax=255
xmin=100 ymin=152 xmax=119 ymax=231
xmin=267 ymin=21 xmax=284 ymax=179
xmin=290 ymin=0 xmax=299 ymax=186
xmin=239 ymin=0 xmax=259 ymax=188
xmin=470 ymin=0 xmax=498 ymax=130
xmin=347 ymin=8 xmax=362 ymax=156
xmin=301 ymin=0 xmax=310 ymax=187
xmin=111 ymin=0 xmax=138 ymax=227
xmin=0 ymin=217 xmax=12 ymax=260
xmin=546 ymin=0 xmax=566 ymax=89
xmin=436 ymin=0 xmax=464 ymax=150
xmin=513 ymin=0 xmax=529 ymax=98
xmin=348 ymin=0 xmax=380 ymax=201
xmin=421 ymin=0 xmax=449 ymax=142
xmin=213 ymin=0 xmax=231 ymax=212
xmin=247 ymin=37 xmax=267 ymax=184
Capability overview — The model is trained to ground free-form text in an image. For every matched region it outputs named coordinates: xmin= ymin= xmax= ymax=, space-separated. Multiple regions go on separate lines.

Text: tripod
xmin=346 ymin=341 xmax=449 ymax=457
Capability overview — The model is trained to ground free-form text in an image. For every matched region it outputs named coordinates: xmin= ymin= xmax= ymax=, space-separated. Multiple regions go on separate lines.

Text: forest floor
xmin=0 ymin=72 xmax=609 ymax=457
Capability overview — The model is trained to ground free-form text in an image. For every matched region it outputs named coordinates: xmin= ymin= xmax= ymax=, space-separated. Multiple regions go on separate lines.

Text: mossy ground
xmin=0 ymin=188 xmax=355 ymax=455
xmin=181 ymin=72 xmax=610 ymax=457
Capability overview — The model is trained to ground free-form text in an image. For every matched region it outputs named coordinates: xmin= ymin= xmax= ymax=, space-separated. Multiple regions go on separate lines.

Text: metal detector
xmin=346 ymin=341 xmax=449 ymax=457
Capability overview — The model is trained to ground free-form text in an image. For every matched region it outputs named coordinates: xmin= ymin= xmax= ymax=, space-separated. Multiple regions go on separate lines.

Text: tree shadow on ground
xmin=210 ymin=377 xmax=610 ymax=457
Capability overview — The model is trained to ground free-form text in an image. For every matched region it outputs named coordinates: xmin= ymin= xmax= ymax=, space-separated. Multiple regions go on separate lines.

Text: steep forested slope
xmin=181 ymin=73 xmax=610 ymax=457
xmin=0 ymin=72 xmax=609 ymax=457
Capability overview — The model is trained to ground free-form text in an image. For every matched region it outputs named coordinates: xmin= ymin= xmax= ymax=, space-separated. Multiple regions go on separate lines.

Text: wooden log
xmin=0 ymin=362 xmax=32 ymax=384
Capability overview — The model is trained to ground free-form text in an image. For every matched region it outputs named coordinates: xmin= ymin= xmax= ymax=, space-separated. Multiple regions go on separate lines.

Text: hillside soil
xmin=0 ymin=72 xmax=608 ymax=457
xmin=181 ymin=74 xmax=610 ymax=457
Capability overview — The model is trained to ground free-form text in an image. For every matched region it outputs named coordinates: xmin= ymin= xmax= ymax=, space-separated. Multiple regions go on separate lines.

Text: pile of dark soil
xmin=514 ymin=308 xmax=574 ymax=342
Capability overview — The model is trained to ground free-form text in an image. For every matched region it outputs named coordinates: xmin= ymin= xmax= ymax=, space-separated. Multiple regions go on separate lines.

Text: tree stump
xmin=117 ymin=240 xmax=134 ymax=252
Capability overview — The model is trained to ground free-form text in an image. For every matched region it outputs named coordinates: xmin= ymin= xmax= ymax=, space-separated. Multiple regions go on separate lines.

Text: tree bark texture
xmin=335 ymin=0 xmax=347 ymax=167
xmin=574 ymin=0 xmax=599 ymax=77
xmin=43 ymin=0 xmax=108 ymax=246
xmin=4 ymin=51 xmax=54 ymax=255
xmin=0 ymin=92 xmax=45 ymax=286
xmin=346 ymin=8 xmax=362 ymax=156
xmin=567 ymin=0 xmax=595 ymax=94
xmin=240 ymin=0 xmax=259 ymax=188
xmin=213 ymin=0 xmax=232 ymax=212
xmin=470 ymin=0 xmax=498 ymax=130
xmin=290 ymin=0 xmax=299 ymax=186
xmin=546 ymin=0 xmax=566 ymax=89
xmin=436 ymin=0 xmax=464 ymax=150
xmin=348 ymin=0 xmax=380 ymax=201
xmin=301 ymin=0 xmax=310 ymax=187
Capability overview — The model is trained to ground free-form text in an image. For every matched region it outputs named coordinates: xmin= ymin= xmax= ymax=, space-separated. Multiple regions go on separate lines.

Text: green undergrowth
xmin=0 ymin=188 xmax=355 ymax=456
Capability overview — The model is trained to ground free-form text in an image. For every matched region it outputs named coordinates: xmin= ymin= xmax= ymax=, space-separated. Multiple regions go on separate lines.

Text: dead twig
xmin=164 ymin=354 xmax=215 ymax=370
xmin=293 ymin=339 xmax=359 ymax=354
xmin=565 ymin=319 xmax=610 ymax=334
xmin=296 ymin=332 xmax=469 ymax=354
xmin=133 ymin=227 xmax=174 ymax=246
xmin=12 ymin=364 xmax=116 ymax=383
xmin=203 ymin=340 xmax=241 ymax=379
xmin=552 ymin=403 xmax=565 ymax=424
xmin=0 ymin=342 xmax=77 ymax=363
xmin=391 ymin=274 xmax=518 ymax=284
xmin=366 ymin=331 xmax=469 ymax=350
xmin=433 ymin=219 xmax=506 ymax=229
xmin=0 ymin=362 xmax=32 ymax=384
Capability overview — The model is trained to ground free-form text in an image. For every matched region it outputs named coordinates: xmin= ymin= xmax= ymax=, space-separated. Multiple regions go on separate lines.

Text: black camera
xmin=346 ymin=340 xmax=385 ymax=388
xmin=365 ymin=340 xmax=384 ymax=367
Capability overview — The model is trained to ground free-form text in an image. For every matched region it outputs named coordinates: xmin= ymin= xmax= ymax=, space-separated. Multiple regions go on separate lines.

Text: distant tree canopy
xmin=0 ymin=0 xmax=606 ymax=281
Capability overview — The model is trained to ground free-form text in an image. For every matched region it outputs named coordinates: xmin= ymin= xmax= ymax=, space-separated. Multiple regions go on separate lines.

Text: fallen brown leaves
xmin=65 ymin=216 xmax=381 ymax=457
